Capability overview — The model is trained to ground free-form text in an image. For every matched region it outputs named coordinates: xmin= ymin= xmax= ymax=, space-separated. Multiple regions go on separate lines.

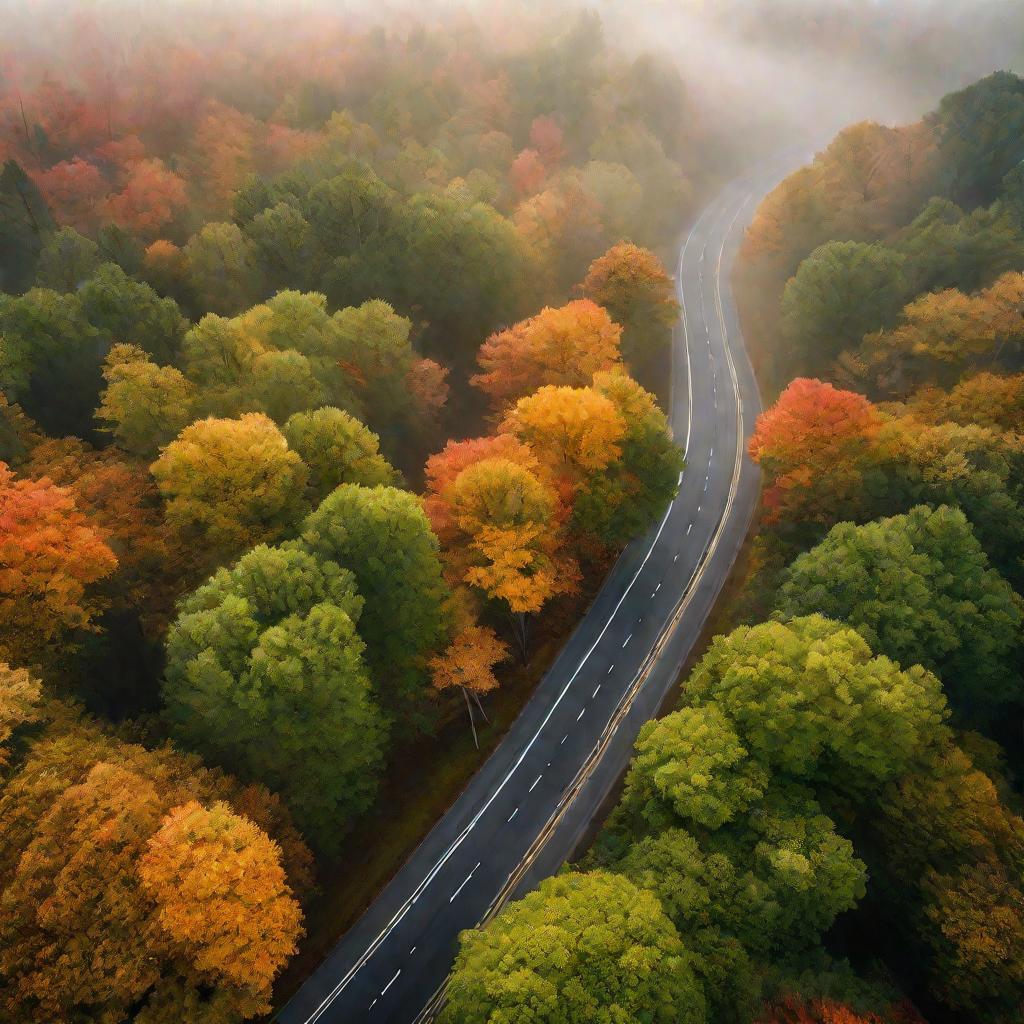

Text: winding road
xmin=277 ymin=166 xmax=790 ymax=1024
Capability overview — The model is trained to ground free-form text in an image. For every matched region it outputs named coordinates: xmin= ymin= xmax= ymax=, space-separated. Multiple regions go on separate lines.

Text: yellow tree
xmin=150 ymin=413 xmax=308 ymax=567
xmin=441 ymin=457 xmax=577 ymax=657
xmin=0 ymin=663 xmax=41 ymax=769
xmin=501 ymin=384 xmax=625 ymax=499
xmin=140 ymin=800 xmax=303 ymax=1011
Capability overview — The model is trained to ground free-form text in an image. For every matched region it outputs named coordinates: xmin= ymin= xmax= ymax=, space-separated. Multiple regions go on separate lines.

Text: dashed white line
xmin=576 ymin=707 xmax=586 ymax=721
xmin=687 ymin=523 xmax=693 ymax=535
xmin=410 ymin=947 xmax=417 ymax=955
xmin=507 ymin=807 xmax=518 ymax=823
xmin=560 ymin=734 xmax=568 ymax=745
xmin=529 ymin=775 xmax=542 ymax=792
xmin=655 ymin=581 xmax=662 ymax=592
xmin=673 ymin=553 xmax=679 ymax=562
xmin=382 ymin=969 xmax=401 ymax=994
xmin=369 ymin=999 xmax=377 ymax=1010
xmin=449 ymin=864 xmax=480 ymax=903
xmin=607 ymin=663 xmax=614 ymax=674
xmin=592 ymin=683 xmax=601 ymax=698
xmin=622 ymin=634 xmax=632 ymax=648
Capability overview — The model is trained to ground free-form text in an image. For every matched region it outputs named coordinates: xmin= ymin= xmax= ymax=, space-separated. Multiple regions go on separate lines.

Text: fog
xmin=2 ymin=0 xmax=1022 ymax=174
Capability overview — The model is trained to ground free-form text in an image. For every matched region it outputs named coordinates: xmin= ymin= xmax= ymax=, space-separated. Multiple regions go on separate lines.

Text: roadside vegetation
xmin=444 ymin=70 xmax=1024 ymax=1024
xmin=0 ymin=4 xmax=693 ymax=1020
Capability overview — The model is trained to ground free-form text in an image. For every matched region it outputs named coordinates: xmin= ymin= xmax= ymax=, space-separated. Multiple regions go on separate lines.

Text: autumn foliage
xmin=0 ymin=462 xmax=117 ymax=664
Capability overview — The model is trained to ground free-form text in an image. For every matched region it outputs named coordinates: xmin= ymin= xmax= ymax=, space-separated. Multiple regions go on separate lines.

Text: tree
xmin=0 ymin=663 xmax=41 ymax=769
xmin=748 ymin=379 xmax=882 ymax=530
xmin=438 ymin=457 xmax=575 ymax=653
xmin=139 ymin=800 xmax=303 ymax=997
xmin=573 ymin=369 xmax=684 ymax=548
xmin=502 ymin=384 xmax=625 ymax=494
xmin=863 ymin=272 xmax=1024 ymax=396
xmin=442 ymin=871 xmax=707 ymax=1024
xmin=776 ymin=505 xmax=1023 ymax=718
xmin=903 ymin=372 xmax=1024 ymax=432
xmin=78 ymin=262 xmax=188 ymax=364
xmin=935 ymin=71 xmax=1024 ymax=206
xmin=472 ymin=299 xmax=622 ymax=410
xmin=150 ymin=414 xmax=308 ymax=566
xmin=424 ymin=434 xmax=545 ymax=538
xmin=781 ymin=242 xmax=908 ymax=376
xmin=184 ymin=221 xmax=263 ymax=315
xmin=35 ymin=227 xmax=100 ymax=291
xmin=283 ymin=407 xmax=399 ymax=502
xmin=163 ymin=542 xmax=386 ymax=851
xmin=0 ymin=159 xmax=54 ymax=294
xmin=581 ymin=242 xmax=679 ymax=386
xmin=102 ymin=157 xmax=188 ymax=239
xmin=867 ymin=745 xmax=1024 ymax=1024
xmin=248 ymin=201 xmax=316 ymax=292
xmin=97 ymin=343 xmax=196 ymax=457
xmin=429 ymin=621 xmax=509 ymax=747
xmin=302 ymin=484 xmax=448 ymax=726
xmin=0 ymin=755 xmax=303 ymax=1023
xmin=619 ymin=706 xmax=768 ymax=833
xmin=684 ymin=616 xmax=949 ymax=790
xmin=0 ymin=462 xmax=118 ymax=665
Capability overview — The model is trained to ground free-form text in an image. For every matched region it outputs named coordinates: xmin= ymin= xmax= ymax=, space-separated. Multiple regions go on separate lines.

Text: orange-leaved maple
xmin=473 ymin=299 xmax=622 ymax=410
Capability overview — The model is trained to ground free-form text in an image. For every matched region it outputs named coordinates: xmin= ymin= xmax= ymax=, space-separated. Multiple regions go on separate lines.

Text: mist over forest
xmin=1 ymin=3 xmax=1023 ymax=1023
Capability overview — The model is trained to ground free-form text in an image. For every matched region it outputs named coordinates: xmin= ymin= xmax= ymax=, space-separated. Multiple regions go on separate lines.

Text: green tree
xmin=618 ymin=706 xmax=768 ymax=834
xmin=443 ymin=871 xmax=706 ymax=1024
xmin=0 ymin=159 xmax=53 ymax=294
xmin=163 ymin=542 xmax=386 ymax=851
xmin=97 ymin=343 xmax=196 ymax=457
xmin=775 ymin=505 xmax=1023 ymax=717
xmin=184 ymin=221 xmax=263 ymax=315
xmin=302 ymin=484 xmax=448 ymax=727
xmin=573 ymin=369 xmax=683 ymax=548
xmin=684 ymin=616 xmax=949 ymax=790
xmin=283 ymin=407 xmax=399 ymax=503
xmin=151 ymin=413 xmax=308 ymax=566
xmin=781 ymin=241 xmax=908 ymax=376
xmin=77 ymin=262 xmax=187 ymax=364
xmin=35 ymin=227 xmax=100 ymax=291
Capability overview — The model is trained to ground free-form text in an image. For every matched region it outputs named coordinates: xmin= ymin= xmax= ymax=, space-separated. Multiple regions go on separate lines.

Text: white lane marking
xmin=410 ymin=947 xmax=417 ymax=955
xmin=576 ymin=707 xmax=586 ymax=721
xmin=592 ymin=683 xmax=601 ymax=698
xmin=650 ymin=590 xmax=656 ymax=599
xmin=298 ymin=187 xmax=735 ymax=1024
xmin=449 ymin=864 xmax=480 ymax=903
xmin=507 ymin=807 xmax=518 ymax=823
xmin=697 ymin=505 xmax=702 ymax=513
xmin=529 ymin=775 xmax=542 ymax=792
xmin=710 ymin=448 xmax=714 ymax=459
xmin=560 ymin=734 xmax=568 ymax=745
xmin=369 ymin=999 xmax=377 ymax=1010
xmin=673 ymin=553 xmax=679 ymax=562
xmin=622 ymin=634 xmax=632 ymax=648
xmin=704 ymin=479 xmax=709 ymax=492
xmin=607 ymin=663 xmax=614 ymax=674
xmin=382 ymin=969 xmax=401 ymax=995
xmin=687 ymin=523 xmax=693 ymax=535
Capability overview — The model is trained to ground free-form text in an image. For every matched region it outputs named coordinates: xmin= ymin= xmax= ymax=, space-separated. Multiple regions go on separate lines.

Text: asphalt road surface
xmin=278 ymin=164 xmax=796 ymax=1024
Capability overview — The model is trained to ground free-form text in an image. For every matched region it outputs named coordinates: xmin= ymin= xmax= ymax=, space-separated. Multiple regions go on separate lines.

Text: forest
xmin=0 ymin=4 xmax=690 ymax=1021
xmin=3 ymin=1 xmax=1024 ymax=1023
xmin=440 ymin=70 xmax=1024 ymax=1024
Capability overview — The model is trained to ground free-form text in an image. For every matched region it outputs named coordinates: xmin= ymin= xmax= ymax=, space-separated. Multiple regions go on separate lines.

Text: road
xmin=277 ymin=166 xmax=790 ymax=1024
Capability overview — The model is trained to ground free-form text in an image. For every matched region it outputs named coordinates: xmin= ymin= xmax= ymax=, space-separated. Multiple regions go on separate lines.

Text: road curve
xmin=277 ymin=166 xmax=791 ymax=1024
